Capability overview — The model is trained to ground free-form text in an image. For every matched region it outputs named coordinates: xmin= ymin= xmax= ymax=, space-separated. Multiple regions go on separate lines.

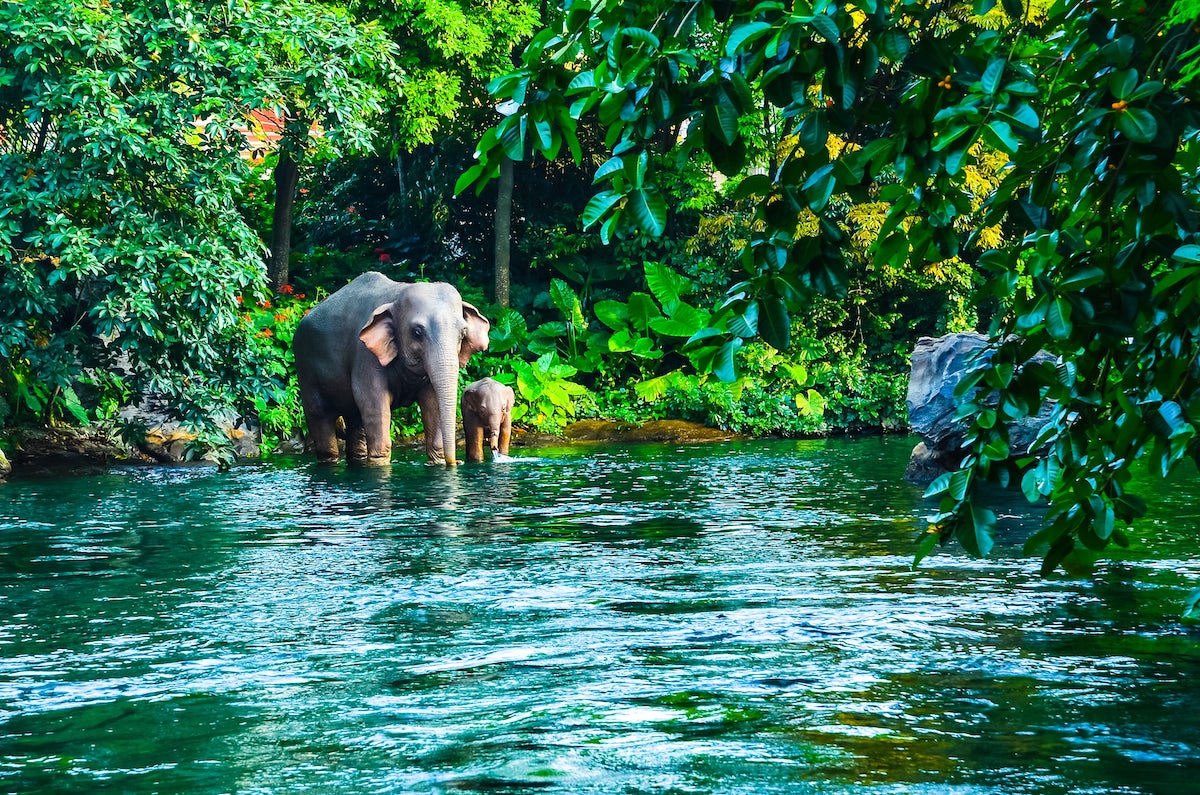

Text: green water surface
xmin=1 ymin=436 xmax=1198 ymax=794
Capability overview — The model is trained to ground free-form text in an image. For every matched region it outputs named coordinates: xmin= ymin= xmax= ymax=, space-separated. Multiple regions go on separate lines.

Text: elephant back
xmin=293 ymin=272 xmax=410 ymax=376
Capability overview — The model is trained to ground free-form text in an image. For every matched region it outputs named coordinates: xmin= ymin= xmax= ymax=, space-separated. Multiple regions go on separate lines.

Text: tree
xmin=250 ymin=3 xmax=397 ymax=289
xmin=348 ymin=0 xmax=539 ymax=294
xmin=0 ymin=0 xmax=394 ymax=448
xmin=460 ymin=0 xmax=1200 ymax=573
xmin=494 ymin=155 xmax=515 ymax=307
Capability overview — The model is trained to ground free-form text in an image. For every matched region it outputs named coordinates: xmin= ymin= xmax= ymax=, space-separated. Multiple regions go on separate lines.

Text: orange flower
xmin=257 ymin=328 xmax=274 ymax=338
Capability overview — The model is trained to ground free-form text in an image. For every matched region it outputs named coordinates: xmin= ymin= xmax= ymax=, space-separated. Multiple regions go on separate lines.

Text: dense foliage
xmin=0 ymin=0 xmax=393 ymax=454
xmin=462 ymin=0 xmax=1200 ymax=572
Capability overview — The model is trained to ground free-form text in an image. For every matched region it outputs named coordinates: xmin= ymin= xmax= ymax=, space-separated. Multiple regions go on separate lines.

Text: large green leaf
xmin=645 ymin=262 xmax=692 ymax=307
xmin=582 ymin=190 xmax=624 ymax=229
xmin=593 ymin=299 xmax=630 ymax=331
xmin=650 ymin=302 xmax=708 ymax=337
xmin=626 ymin=292 xmax=661 ymax=331
xmin=759 ymin=295 xmax=791 ymax=350
xmin=712 ymin=338 xmax=743 ymax=382
xmin=628 ymin=188 xmax=667 ymax=237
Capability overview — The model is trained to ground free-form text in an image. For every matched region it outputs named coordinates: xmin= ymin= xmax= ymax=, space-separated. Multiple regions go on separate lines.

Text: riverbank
xmin=0 ymin=417 xmax=756 ymax=480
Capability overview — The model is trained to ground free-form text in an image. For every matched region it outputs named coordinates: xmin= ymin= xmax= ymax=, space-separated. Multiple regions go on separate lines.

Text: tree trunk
xmin=268 ymin=147 xmax=300 ymax=291
xmin=493 ymin=155 xmax=514 ymax=308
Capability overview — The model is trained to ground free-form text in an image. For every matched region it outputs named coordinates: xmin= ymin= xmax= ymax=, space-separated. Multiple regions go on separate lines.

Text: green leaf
xmin=982 ymin=435 xmax=1010 ymax=462
xmin=710 ymin=85 xmax=740 ymax=146
xmin=594 ymin=299 xmax=630 ymax=331
xmin=1041 ymin=534 xmax=1075 ymax=576
xmin=801 ymin=164 xmax=836 ymax=211
xmin=1046 ymin=297 xmax=1072 ymax=339
xmin=712 ymin=338 xmax=743 ymax=382
xmin=645 ymin=262 xmax=692 ymax=307
xmin=618 ymin=26 xmax=660 ymax=49
xmin=759 ymin=295 xmax=791 ymax=350
xmin=955 ymin=501 xmax=996 ymax=557
xmin=1000 ymin=0 xmax=1025 ymax=20
xmin=1021 ymin=468 xmax=1041 ymax=503
xmin=1183 ymin=588 xmax=1200 ymax=626
xmin=726 ymin=21 xmax=772 ymax=56
xmin=981 ymin=57 xmax=1005 ymax=95
xmin=1109 ymin=68 xmax=1138 ymax=100
xmin=1172 ymin=244 xmax=1200 ymax=264
xmin=582 ymin=190 xmax=624 ymax=229
xmin=809 ymin=13 xmax=840 ymax=43
xmin=628 ymin=188 xmax=667 ymax=237
xmin=983 ymin=120 xmax=1019 ymax=154
xmin=627 ymin=293 xmax=662 ymax=331
xmin=1060 ymin=266 xmax=1105 ymax=290
xmin=923 ymin=471 xmax=953 ymax=499
xmin=568 ymin=70 xmax=596 ymax=91
xmin=593 ymin=156 xmax=625 ymax=184
xmin=549 ymin=279 xmax=585 ymax=330
xmin=729 ymin=174 xmax=774 ymax=200
xmin=913 ymin=528 xmax=941 ymax=568
xmin=608 ymin=328 xmax=635 ymax=352
xmin=1116 ymin=108 xmax=1157 ymax=143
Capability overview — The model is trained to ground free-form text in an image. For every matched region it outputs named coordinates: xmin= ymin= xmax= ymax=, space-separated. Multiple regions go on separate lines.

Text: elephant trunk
xmin=430 ymin=354 xmax=460 ymax=466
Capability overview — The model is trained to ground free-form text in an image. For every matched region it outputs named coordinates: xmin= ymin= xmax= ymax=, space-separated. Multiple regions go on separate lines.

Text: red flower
xmin=378 ymin=253 xmax=392 ymax=263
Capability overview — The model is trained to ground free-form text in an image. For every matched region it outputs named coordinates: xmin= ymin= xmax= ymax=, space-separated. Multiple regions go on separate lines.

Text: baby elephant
xmin=461 ymin=377 xmax=515 ymax=462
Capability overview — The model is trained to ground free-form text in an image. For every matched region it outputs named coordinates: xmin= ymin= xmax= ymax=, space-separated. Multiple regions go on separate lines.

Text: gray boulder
xmin=905 ymin=332 xmax=1054 ymax=483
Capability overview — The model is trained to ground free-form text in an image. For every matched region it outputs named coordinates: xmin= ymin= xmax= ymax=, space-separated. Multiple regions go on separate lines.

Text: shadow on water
xmin=1 ymin=436 xmax=1198 ymax=794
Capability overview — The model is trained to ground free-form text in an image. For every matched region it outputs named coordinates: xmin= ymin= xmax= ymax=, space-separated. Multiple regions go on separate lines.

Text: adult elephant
xmin=293 ymin=272 xmax=490 ymax=465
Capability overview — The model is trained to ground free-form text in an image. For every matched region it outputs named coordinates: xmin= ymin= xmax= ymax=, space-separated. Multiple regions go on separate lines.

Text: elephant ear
xmin=459 ymin=302 xmax=490 ymax=367
xmin=360 ymin=304 xmax=399 ymax=367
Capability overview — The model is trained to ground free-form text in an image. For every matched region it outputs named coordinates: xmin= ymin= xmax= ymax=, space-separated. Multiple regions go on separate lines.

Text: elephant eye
xmin=411 ymin=324 xmax=425 ymax=340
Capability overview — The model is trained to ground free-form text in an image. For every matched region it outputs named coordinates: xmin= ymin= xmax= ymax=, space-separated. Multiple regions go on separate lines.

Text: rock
xmin=0 ymin=447 xmax=10 ymax=481
xmin=905 ymin=332 xmax=1054 ymax=484
xmin=907 ymin=332 xmax=991 ymax=447
xmin=119 ymin=396 xmax=261 ymax=464
xmin=2 ymin=424 xmax=130 ymax=475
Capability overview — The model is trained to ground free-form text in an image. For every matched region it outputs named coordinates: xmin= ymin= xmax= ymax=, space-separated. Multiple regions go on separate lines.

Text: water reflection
xmin=1 ymin=437 xmax=1198 ymax=793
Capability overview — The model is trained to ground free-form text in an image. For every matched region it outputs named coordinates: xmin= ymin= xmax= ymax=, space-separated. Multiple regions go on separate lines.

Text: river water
xmin=1 ymin=436 xmax=1198 ymax=793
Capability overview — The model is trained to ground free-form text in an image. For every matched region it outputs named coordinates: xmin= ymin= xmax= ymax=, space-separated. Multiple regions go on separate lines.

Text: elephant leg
xmin=301 ymin=393 xmax=340 ymax=464
xmin=464 ymin=415 xmax=485 ymax=462
xmin=498 ymin=415 xmax=512 ymax=456
xmin=417 ymin=387 xmax=447 ymax=465
xmin=358 ymin=409 xmax=392 ymax=464
xmin=344 ymin=414 xmax=368 ymax=462
xmin=353 ymin=380 xmax=392 ymax=465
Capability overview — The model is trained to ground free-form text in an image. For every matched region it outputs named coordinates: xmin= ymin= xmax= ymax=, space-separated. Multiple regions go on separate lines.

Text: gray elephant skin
xmin=461 ymin=377 xmax=515 ymax=462
xmin=293 ymin=272 xmax=490 ymax=465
